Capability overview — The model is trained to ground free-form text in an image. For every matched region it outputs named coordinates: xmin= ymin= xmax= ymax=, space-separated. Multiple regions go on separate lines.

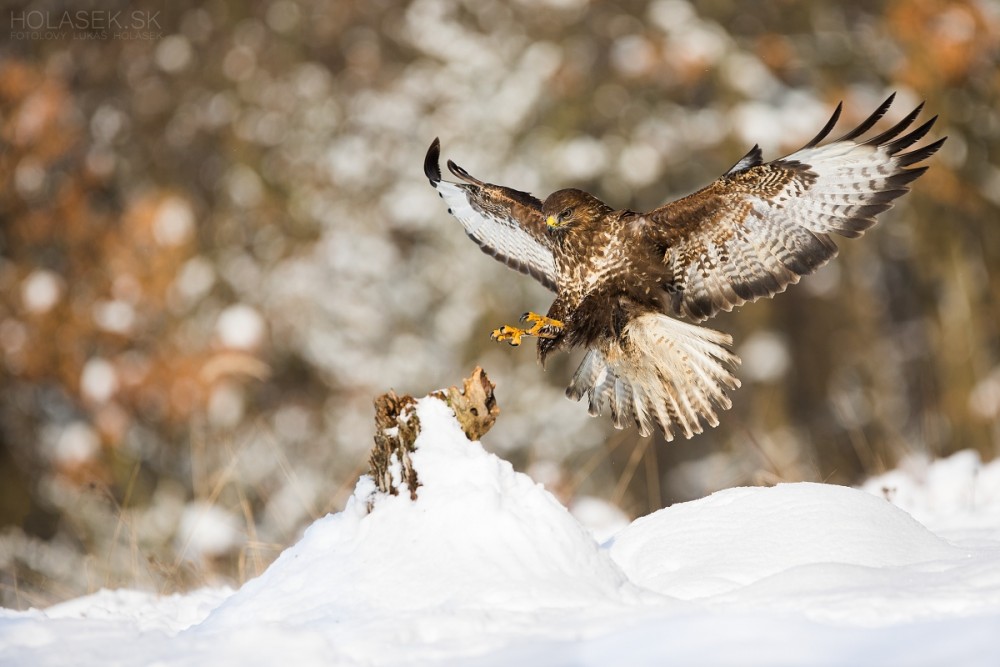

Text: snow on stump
xmin=196 ymin=366 xmax=631 ymax=640
xmin=369 ymin=365 xmax=499 ymax=500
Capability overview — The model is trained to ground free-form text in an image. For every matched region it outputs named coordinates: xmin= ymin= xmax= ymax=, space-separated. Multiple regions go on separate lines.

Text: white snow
xmin=152 ymin=196 xmax=196 ymax=246
xmin=570 ymin=496 xmax=632 ymax=543
xmin=176 ymin=502 xmax=245 ymax=561
xmin=46 ymin=421 xmax=101 ymax=465
xmin=2 ymin=398 xmax=999 ymax=666
xmin=92 ymin=298 xmax=137 ymax=334
xmin=737 ymin=330 xmax=791 ymax=382
xmin=216 ymin=304 xmax=266 ymax=350
xmin=80 ymin=357 xmax=119 ymax=403
xmin=20 ymin=269 xmax=63 ymax=314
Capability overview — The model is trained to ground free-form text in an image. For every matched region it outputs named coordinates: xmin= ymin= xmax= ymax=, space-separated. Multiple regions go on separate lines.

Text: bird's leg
xmin=490 ymin=312 xmax=564 ymax=346
xmin=520 ymin=312 xmax=565 ymax=338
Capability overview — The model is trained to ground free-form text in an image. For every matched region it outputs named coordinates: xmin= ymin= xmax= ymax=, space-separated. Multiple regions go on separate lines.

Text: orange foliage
xmin=887 ymin=0 xmax=1000 ymax=87
xmin=0 ymin=60 xmax=264 ymax=478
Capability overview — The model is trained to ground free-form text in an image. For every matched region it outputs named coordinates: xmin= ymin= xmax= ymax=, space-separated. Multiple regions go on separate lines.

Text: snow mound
xmin=43 ymin=587 xmax=231 ymax=633
xmin=862 ymin=449 xmax=1000 ymax=541
xmin=196 ymin=397 xmax=639 ymax=658
xmin=3 ymin=396 xmax=1000 ymax=666
xmin=610 ymin=482 xmax=966 ymax=599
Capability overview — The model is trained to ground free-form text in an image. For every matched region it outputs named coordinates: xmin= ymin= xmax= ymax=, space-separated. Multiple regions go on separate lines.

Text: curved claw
xmin=491 ymin=325 xmax=524 ymax=346
xmin=492 ymin=314 xmax=564 ymax=347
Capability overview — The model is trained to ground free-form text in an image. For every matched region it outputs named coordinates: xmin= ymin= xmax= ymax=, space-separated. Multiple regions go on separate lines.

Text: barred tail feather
xmin=566 ymin=313 xmax=741 ymax=440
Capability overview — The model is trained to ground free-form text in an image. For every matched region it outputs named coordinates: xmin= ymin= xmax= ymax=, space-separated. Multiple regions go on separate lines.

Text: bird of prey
xmin=424 ymin=94 xmax=944 ymax=439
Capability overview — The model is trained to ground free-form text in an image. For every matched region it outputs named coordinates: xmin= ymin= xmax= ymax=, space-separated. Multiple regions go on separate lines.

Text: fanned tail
xmin=566 ymin=313 xmax=741 ymax=439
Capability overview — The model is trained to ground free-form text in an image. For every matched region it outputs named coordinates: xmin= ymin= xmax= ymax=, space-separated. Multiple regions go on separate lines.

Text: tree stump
xmin=369 ymin=366 xmax=499 ymax=500
xmin=431 ymin=365 xmax=500 ymax=442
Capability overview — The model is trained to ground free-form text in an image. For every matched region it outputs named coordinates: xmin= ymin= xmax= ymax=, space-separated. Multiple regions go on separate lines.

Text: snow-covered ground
xmin=2 ymin=397 xmax=999 ymax=666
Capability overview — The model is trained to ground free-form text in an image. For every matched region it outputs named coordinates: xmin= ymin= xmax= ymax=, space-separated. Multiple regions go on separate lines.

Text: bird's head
xmin=542 ymin=189 xmax=612 ymax=231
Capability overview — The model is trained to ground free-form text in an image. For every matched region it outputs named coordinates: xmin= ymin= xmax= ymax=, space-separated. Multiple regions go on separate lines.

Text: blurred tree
xmin=0 ymin=0 xmax=997 ymax=606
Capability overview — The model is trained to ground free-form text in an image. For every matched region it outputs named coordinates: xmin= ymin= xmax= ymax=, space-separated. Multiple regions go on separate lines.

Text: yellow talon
xmin=490 ymin=313 xmax=564 ymax=346
xmin=491 ymin=325 xmax=525 ymax=346
xmin=520 ymin=312 xmax=564 ymax=338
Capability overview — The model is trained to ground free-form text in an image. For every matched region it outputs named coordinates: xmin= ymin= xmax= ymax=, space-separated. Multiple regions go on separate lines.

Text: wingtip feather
xmin=802 ymin=101 xmax=843 ymax=149
xmin=725 ymin=144 xmax=764 ymax=176
xmin=424 ymin=137 xmax=442 ymax=185
xmin=863 ymin=102 xmax=925 ymax=148
xmin=897 ymin=136 xmax=947 ymax=166
xmin=447 ymin=159 xmax=485 ymax=186
xmin=838 ymin=93 xmax=896 ymax=142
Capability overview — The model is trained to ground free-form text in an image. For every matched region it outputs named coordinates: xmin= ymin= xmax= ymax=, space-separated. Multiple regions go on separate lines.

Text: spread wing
xmin=647 ymin=94 xmax=946 ymax=321
xmin=424 ymin=139 xmax=558 ymax=291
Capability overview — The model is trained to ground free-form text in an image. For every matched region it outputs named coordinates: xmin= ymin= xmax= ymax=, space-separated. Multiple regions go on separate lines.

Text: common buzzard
xmin=424 ymin=95 xmax=944 ymax=439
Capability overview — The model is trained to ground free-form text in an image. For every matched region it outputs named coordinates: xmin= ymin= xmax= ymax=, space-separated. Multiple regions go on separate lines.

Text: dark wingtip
xmin=882 ymin=113 xmax=936 ymax=154
xmin=424 ymin=137 xmax=442 ymax=185
xmin=897 ymin=135 xmax=947 ymax=167
xmin=840 ymin=93 xmax=896 ymax=142
xmin=725 ymin=144 xmax=763 ymax=175
xmin=447 ymin=158 xmax=481 ymax=185
xmin=863 ymin=102 xmax=925 ymax=148
xmin=802 ymin=101 xmax=843 ymax=149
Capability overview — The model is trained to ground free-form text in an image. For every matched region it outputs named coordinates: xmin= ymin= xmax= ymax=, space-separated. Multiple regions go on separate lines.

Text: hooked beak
xmin=546 ymin=215 xmax=559 ymax=228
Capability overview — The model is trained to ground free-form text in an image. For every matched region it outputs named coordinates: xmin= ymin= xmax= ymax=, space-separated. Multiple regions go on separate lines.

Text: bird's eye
xmin=559 ymin=207 xmax=574 ymax=221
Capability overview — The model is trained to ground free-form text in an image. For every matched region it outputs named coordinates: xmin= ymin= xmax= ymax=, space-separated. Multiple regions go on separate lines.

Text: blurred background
xmin=1 ymin=0 xmax=998 ymax=608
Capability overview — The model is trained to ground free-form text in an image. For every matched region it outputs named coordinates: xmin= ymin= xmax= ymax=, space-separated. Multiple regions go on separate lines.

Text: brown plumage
xmin=425 ymin=94 xmax=945 ymax=439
